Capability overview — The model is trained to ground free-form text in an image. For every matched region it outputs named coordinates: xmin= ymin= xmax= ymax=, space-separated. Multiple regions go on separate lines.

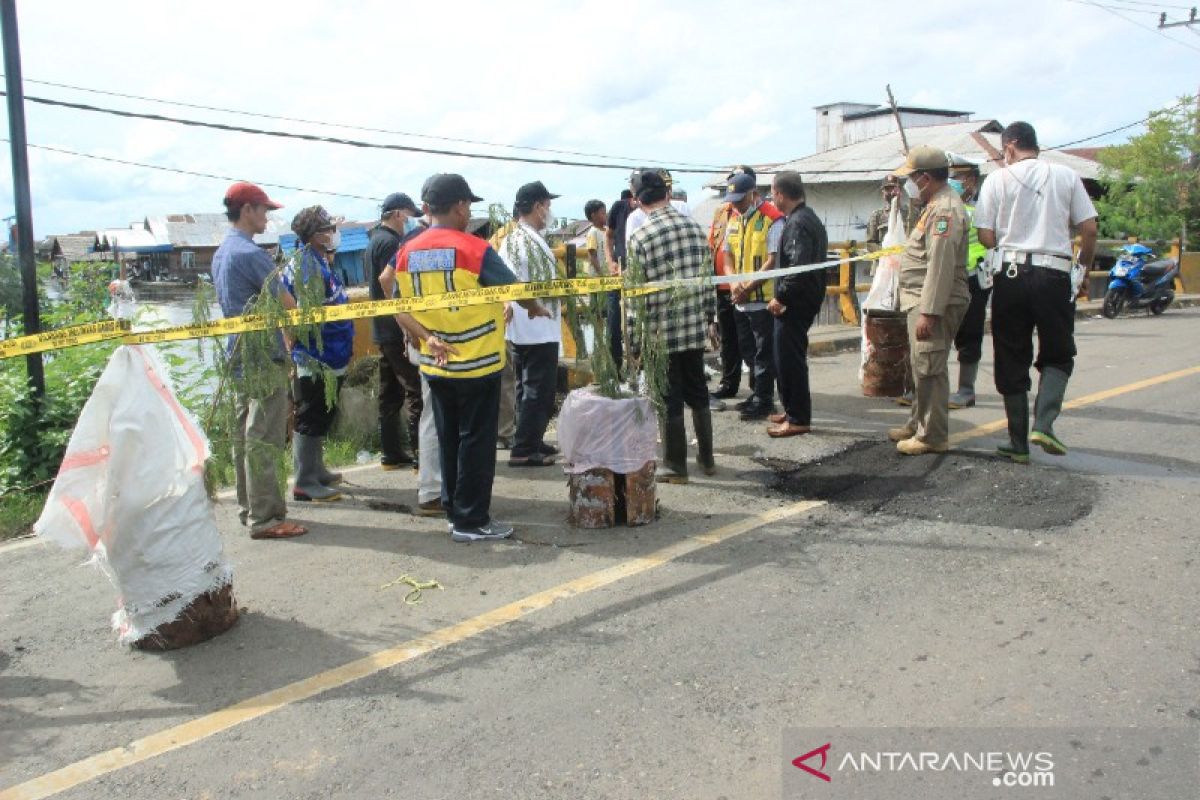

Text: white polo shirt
xmin=624 ymin=200 xmax=692 ymax=248
xmin=974 ymin=158 xmax=1097 ymax=260
xmin=499 ymin=220 xmax=561 ymax=345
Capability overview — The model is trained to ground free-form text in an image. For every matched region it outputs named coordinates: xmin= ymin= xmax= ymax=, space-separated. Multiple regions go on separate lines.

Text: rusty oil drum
xmin=861 ymin=309 xmax=909 ymax=397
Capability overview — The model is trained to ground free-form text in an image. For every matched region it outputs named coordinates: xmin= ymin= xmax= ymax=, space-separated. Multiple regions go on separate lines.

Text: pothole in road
xmin=761 ymin=441 xmax=1095 ymax=531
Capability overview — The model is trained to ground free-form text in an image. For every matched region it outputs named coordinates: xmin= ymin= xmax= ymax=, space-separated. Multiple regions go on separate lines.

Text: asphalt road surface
xmin=2 ymin=307 xmax=1199 ymax=799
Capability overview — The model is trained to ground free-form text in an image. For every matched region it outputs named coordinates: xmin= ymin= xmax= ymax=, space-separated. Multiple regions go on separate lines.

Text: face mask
xmin=948 ymin=178 xmax=965 ymax=197
xmin=904 ymin=177 xmax=921 ymax=200
xmin=541 ymin=205 xmax=554 ymax=231
xmin=404 ymin=216 xmax=420 ymax=235
xmin=328 ymin=231 xmax=341 ymax=249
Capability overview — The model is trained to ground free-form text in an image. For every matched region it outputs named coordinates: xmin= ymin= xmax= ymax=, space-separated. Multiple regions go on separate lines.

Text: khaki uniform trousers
xmin=905 ymin=302 xmax=968 ymax=446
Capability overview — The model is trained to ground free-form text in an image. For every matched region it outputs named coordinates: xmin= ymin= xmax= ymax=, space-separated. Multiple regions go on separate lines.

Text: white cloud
xmin=0 ymin=0 xmax=1194 ymax=236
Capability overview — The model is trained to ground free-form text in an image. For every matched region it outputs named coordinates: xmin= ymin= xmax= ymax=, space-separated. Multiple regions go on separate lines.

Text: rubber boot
xmin=379 ymin=412 xmax=415 ymax=469
xmin=293 ymin=433 xmax=342 ymax=502
xmin=655 ymin=414 xmax=689 ymax=484
xmin=1031 ymin=367 xmax=1069 ymax=456
xmin=948 ymin=361 xmax=979 ymax=409
xmin=996 ymin=393 xmax=1030 ymax=464
xmin=315 ymin=438 xmax=342 ymax=486
xmin=692 ymin=407 xmax=717 ymax=476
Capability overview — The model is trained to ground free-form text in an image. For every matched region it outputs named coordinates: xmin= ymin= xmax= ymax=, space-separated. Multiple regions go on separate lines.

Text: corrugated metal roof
xmin=704 ymin=120 xmax=1100 ymax=189
xmin=51 ymin=234 xmax=98 ymax=262
xmin=141 ymin=213 xmax=288 ymax=247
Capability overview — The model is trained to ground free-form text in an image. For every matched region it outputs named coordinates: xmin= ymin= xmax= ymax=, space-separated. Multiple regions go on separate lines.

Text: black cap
xmin=514 ymin=181 xmax=560 ymax=206
xmin=421 ymin=173 xmax=483 ymax=206
xmin=635 ymin=169 xmax=669 ymax=203
xmin=380 ymin=192 xmax=419 ymax=216
xmin=725 ymin=173 xmax=756 ymax=203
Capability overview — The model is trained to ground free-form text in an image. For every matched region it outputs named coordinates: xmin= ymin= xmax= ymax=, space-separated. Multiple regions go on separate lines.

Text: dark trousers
xmin=512 ymin=341 xmax=559 ymax=458
xmin=293 ymin=372 xmax=344 ymax=437
xmin=605 ymin=290 xmax=623 ymax=370
xmin=664 ymin=349 xmax=709 ymax=417
xmin=991 ymin=264 xmax=1076 ymax=395
xmin=716 ymin=290 xmax=746 ymax=392
xmin=773 ymin=303 xmax=820 ymax=426
xmin=954 ymin=273 xmax=992 ymax=365
xmin=428 ymin=373 xmax=501 ymax=530
xmin=733 ymin=307 xmax=775 ymax=405
xmin=378 ymin=341 xmax=422 ymax=462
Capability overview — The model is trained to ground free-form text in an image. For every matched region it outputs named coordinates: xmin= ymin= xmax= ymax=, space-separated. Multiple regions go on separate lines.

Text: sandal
xmin=508 ymin=452 xmax=557 ymax=468
xmin=251 ymin=521 xmax=308 ymax=539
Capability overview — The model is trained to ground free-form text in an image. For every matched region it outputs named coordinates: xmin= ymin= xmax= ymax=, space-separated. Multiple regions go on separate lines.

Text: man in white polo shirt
xmin=974 ymin=121 xmax=1098 ymax=462
xmin=499 ymin=181 xmax=562 ymax=467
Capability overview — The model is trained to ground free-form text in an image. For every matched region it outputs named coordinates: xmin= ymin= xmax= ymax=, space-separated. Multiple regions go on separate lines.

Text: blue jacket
xmin=282 ymin=246 xmax=355 ymax=371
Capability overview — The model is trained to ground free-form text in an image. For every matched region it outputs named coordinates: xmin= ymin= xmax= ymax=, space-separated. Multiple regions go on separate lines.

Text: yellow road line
xmin=0 ymin=500 xmax=824 ymax=800
xmin=948 ymin=364 xmax=1200 ymax=446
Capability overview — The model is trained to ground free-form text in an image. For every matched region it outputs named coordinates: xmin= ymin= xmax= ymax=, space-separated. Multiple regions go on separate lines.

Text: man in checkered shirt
xmin=628 ymin=169 xmax=717 ymax=484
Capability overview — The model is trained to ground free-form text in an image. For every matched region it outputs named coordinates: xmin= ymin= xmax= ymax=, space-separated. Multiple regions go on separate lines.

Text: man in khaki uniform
xmin=865 ymin=174 xmax=922 ymax=246
xmin=886 ymin=145 xmax=970 ymax=455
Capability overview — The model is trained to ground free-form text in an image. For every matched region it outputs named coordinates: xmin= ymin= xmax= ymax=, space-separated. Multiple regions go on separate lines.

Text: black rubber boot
xmin=1031 ymin=367 xmax=1069 ymax=456
xmin=692 ymin=407 xmax=716 ymax=476
xmin=293 ymin=433 xmax=343 ymax=502
xmin=655 ymin=414 xmax=689 ymax=484
xmin=997 ymin=393 xmax=1030 ymax=464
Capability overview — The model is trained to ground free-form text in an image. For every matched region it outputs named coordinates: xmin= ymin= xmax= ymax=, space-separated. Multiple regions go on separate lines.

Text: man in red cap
xmin=212 ymin=182 xmax=306 ymax=539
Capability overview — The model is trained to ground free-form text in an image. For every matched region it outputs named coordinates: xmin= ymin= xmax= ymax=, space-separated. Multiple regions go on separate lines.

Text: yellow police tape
xmin=0 ymin=247 xmax=902 ymax=360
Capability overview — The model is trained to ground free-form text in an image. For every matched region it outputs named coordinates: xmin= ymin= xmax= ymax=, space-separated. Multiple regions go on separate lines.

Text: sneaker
xmin=451 ymin=519 xmax=515 ymax=543
xmin=1030 ymin=430 xmax=1067 ymax=456
xmin=709 ymin=396 xmax=727 ymax=412
xmin=996 ymin=444 xmax=1031 ymax=464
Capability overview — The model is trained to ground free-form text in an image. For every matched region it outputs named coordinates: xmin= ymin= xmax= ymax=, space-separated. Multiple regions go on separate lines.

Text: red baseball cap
xmin=224 ymin=181 xmax=283 ymax=209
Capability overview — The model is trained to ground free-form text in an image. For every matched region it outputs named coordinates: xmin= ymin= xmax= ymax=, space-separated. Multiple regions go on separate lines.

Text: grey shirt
xmin=211 ymin=227 xmax=283 ymax=360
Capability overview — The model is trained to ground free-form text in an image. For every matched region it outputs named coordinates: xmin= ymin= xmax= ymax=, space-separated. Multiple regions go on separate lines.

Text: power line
xmin=1 ymin=91 xmax=737 ymax=174
xmin=1068 ymin=0 xmax=1174 ymax=14
xmin=0 ymin=74 xmax=727 ymax=172
xmin=1072 ymin=0 xmax=1200 ymax=53
xmin=2 ymin=138 xmax=386 ymax=202
xmin=1046 ymin=97 xmax=1192 ymax=149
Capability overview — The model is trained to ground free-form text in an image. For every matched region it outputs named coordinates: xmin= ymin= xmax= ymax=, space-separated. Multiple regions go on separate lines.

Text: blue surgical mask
xmin=404 ymin=216 xmax=420 ymax=235
xmin=948 ymin=178 xmax=965 ymax=197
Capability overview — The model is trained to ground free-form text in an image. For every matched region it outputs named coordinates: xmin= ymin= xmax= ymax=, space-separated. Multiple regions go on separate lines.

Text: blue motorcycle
xmin=1102 ymin=243 xmax=1179 ymax=318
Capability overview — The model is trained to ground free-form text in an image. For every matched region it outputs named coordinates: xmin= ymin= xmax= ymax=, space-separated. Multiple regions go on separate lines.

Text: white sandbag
xmin=860 ymin=198 xmax=906 ymax=379
xmin=557 ymin=386 xmax=657 ymax=475
xmin=34 ymin=345 xmax=232 ymax=645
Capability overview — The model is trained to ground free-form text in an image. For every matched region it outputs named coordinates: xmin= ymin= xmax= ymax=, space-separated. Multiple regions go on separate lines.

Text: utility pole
xmin=886 ymin=84 xmax=910 ymax=155
xmin=1 ymin=0 xmax=44 ymax=398
xmin=1158 ymin=8 xmax=1198 ymax=29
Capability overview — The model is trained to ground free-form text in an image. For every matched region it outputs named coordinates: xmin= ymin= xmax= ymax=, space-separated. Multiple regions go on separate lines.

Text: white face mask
xmin=328 ymin=230 xmax=341 ymax=249
xmin=904 ymin=177 xmax=921 ymax=200
xmin=541 ymin=204 xmax=554 ymax=231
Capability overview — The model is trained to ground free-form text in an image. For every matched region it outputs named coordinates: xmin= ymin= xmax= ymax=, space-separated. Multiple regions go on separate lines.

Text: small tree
xmin=1096 ymin=97 xmax=1200 ymax=246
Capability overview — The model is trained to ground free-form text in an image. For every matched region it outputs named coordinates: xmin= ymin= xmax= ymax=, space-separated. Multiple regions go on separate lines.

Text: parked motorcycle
xmin=1102 ymin=243 xmax=1179 ymax=318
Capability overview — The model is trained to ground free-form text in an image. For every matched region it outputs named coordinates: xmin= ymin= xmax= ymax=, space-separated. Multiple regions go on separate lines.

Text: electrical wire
xmin=1072 ymin=0 xmax=1200 ymax=53
xmin=0 ymin=74 xmax=728 ymax=172
xmin=1 ymin=91 xmax=737 ymax=175
xmin=1045 ymin=97 xmax=1192 ymax=149
xmin=1 ymin=138 xmax=385 ymax=202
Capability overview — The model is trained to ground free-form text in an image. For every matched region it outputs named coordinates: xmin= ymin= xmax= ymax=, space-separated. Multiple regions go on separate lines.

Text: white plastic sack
xmin=860 ymin=198 xmax=906 ymax=379
xmin=34 ymin=345 xmax=232 ymax=645
xmin=557 ymin=386 xmax=657 ymax=475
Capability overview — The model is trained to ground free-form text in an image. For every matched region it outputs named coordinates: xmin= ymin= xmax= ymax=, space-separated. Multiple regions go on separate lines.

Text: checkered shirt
xmin=628 ymin=204 xmax=716 ymax=354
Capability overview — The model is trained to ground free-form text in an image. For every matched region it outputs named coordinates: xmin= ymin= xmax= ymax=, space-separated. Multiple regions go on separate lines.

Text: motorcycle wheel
xmin=1102 ymin=289 xmax=1125 ymax=319
xmin=1150 ymin=297 xmax=1169 ymax=315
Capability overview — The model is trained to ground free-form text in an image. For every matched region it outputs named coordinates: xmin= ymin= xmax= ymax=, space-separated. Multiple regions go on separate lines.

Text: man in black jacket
xmin=368 ymin=192 xmax=425 ymax=468
xmin=765 ymin=171 xmax=828 ymax=438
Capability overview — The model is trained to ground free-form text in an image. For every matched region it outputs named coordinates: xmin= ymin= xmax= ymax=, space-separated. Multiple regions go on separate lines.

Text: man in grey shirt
xmin=211 ymin=181 xmax=305 ymax=540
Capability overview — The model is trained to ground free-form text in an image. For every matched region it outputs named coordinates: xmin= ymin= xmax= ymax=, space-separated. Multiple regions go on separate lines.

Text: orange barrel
xmin=862 ymin=309 xmax=909 ymax=397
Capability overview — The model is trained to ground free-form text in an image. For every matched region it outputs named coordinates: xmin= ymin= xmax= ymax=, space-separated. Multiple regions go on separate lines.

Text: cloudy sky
xmin=1 ymin=0 xmax=1196 ymax=238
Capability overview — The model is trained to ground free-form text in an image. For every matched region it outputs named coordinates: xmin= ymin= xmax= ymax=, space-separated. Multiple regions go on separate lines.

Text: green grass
xmin=0 ymin=491 xmax=45 ymax=541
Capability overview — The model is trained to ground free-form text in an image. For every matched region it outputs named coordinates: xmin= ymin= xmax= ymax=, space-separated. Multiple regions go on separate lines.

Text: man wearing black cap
xmin=627 ymin=169 xmax=717 ymax=484
xmin=724 ymin=171 xmax=784 ymax=420
xmin=383 ymin=174 xmax=550 ymax=542
xmin=498 ymin=181 xmax=562 ymax=467
xmin=368 ymin=192 xmax=425 ymax=470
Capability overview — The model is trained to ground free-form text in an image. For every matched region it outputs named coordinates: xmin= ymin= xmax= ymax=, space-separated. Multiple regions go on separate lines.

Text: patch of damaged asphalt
xmin=758 ymin=440 xmax=1095 ymax=531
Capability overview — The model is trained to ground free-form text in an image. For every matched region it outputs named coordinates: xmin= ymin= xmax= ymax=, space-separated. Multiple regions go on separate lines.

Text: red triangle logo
xmin=792 ymin=742 xmax=832 ymax=782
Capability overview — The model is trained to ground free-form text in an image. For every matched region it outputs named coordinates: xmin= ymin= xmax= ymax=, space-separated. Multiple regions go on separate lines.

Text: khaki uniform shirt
xmin=865 ymin=197 xmax=922 ymax=245
xmin=898 ymin=185 xmax=970 ymax=315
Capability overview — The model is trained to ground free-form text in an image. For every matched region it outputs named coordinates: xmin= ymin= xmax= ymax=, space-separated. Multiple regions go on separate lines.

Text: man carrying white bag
xmin=35 ymin=345 xmax=238 ymax=650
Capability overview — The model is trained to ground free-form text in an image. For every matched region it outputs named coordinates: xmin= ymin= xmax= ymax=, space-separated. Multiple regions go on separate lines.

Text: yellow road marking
xmin=948 ymin=364 xmax=1200 ymax=446
xmin=0 ymin=500 xmax=825 ymax=800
